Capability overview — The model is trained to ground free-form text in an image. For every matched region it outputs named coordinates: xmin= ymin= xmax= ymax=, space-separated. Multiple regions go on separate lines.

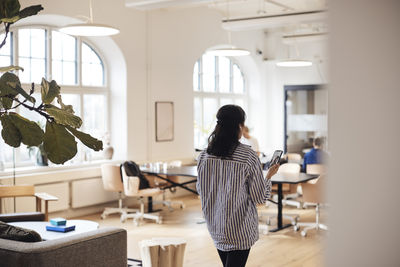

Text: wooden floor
xmin=78 ymin=195 xmax=326 ymax=267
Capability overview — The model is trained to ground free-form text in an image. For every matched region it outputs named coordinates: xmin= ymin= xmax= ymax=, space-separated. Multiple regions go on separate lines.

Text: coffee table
xmin=9 ymin=220 xmax=99 ymax=241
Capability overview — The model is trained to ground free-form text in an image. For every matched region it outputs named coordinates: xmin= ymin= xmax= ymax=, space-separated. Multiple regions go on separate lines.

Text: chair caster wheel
xmin=294 ymin=225 xmax=299 ymax=231
xmin=133 ymin=220 xmax=140 ymax=226
xmin=101 ymin=214 xmax=106 ymax=220
xmin=120 ymin=216 xmax=126 ymax=223
xmin=301 ymin=231 xmax=307 ymax=237
xmin=157 ymin=219 xmax=163 ymax=224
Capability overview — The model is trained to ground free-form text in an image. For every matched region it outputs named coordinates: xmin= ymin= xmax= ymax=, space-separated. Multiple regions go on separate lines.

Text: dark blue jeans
xmin=217 ymin=249 xmax=251 ymax=267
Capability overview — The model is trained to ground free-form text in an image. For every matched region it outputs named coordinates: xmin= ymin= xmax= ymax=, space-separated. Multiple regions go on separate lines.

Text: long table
xmin=141 ymin=165 xmax=198 ymax=195
xmin=141 ymin=165 xmax=318 ymax=232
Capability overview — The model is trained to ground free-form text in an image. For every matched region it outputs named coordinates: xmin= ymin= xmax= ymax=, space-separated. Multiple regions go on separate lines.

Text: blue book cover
xmin=46 ymin=225 xmax=76 ymax=233
xmin=50 ymin=218 xmax=67 ymax=226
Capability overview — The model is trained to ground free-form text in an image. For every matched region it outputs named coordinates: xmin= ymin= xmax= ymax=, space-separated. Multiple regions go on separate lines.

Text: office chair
xmin=120 ymin=165 xmax=163 ymax=226
xmin=303 ymin=164 xmax=327 ymax=208
xmin=275 ymin=163 xmax=302 ymax=208
xmin=285 ymin=153 xmax=302 ymax=164
xmin=294 ymin=174 xmax=328 ymax=237
xmin=259 ymin=163 xmax=302 ymax=233
xmin=100 ymin=164 xmax=137 ymax=220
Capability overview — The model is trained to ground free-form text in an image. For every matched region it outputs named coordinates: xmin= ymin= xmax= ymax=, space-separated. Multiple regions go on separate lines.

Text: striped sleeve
xmin=247 ymin=151 xmax=271 ymax=204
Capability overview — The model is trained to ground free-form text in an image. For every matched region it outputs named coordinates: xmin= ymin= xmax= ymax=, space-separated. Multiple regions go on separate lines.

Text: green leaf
xmin=8 ymin=113 xmax=43 ymax=146
xmin=56 ymin=95 xmax=75 ymax=114
xmin=17 ymin=5 xmax=43 ymax=19
xmin=45 ymin=105 xmax=82 ymax=128
xmin=8 ymin=82 xmax=35 ymax=104
xmin=43 ymin=122 xmax=77 ymax=164
xmin=0 ymin=0 xmax=20 ymax=21
xmin=0 ymin=65 xmax=23 ymax=72
xmin=1 ymin=5 xmax=43 ymax=23
xmin=0 ymin=72 xmax=20 ymax=97
xmin=66 ymin=126 xmax=103 ymax=151
xmin=0 ymin=114 xmax=21 ymax=147
xmin=41 ymin=78 xmax=60 ymax=104
xmin=0 ymin=97 xmax=13 ymax=109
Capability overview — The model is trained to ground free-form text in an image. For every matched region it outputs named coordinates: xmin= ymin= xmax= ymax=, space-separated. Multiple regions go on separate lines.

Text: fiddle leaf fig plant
xmin=0 ymin=0 xmax=103 ymax=164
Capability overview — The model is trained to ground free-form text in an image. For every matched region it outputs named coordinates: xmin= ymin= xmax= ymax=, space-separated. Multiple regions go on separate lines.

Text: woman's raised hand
xmin=266 ymin=164 xmax=280 ymax=179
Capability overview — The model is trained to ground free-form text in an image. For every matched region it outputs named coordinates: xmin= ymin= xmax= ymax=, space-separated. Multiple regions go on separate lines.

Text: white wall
xmin=18 ymin=0 xmax=327 ymax=162
xmin=20 ymin=0 xmax=147 ymax=161
xmin=259 ymin=30 xmax=328 ymax=155
xmin=146 ymin=7 xmax=265 ymax=160
xmin=328 ymin=1 xmax=400 ymax=266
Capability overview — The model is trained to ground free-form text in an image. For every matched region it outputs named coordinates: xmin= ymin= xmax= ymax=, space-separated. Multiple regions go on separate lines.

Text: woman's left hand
xmin=266 ymin=164 xmax=279 ymax=179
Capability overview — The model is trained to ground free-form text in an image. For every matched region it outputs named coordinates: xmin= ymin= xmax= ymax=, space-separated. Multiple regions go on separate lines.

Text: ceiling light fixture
xmin=206 ymin=0 xmax=250 ymax=57
xmin=59 ymin=0 xmax=119 ymax=36
xmin=276 ymin=41 xmax=312 ymax=67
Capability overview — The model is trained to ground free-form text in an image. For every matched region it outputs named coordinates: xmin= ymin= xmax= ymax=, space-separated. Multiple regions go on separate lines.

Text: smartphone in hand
xmin=267 ymin=150 xmax=283 ymax=168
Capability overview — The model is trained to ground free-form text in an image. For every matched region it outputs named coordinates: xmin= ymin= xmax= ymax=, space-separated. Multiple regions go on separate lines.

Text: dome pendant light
xmin=206 ymin=0 xmax=250 ymax=57
xmin=276 ymin=42 xmax=312 ymax=67
xmin=59 ymin=0 xmax=119 ymax=37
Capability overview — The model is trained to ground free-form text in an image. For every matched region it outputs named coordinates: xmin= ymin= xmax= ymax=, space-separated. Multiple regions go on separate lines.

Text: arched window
xmin=0 ymin=27 xmax=108 ymax=166
xmin=193 ymin=54 xmax=247 ymax=149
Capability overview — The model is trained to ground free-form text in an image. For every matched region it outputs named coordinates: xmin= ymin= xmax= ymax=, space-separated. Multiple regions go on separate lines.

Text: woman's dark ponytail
xmin=207 ymin=105 xmax=246 ymax=157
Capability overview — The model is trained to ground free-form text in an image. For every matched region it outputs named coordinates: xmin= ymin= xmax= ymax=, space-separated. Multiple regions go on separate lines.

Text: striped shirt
xmin=196 ymin=143 xmax=271 ymax=251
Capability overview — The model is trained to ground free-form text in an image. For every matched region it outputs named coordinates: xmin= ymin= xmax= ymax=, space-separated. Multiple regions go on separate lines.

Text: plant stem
xmin=0 ymin=23 xmax=10 ymax=50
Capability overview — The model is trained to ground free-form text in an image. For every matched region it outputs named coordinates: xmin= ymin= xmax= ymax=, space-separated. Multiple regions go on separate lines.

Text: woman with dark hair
xmin=197 ymin=105 xmax=279 ymax=267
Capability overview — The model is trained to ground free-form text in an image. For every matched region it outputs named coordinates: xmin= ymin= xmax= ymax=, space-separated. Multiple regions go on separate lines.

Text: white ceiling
xmin=125 ymin=0 xmax=327 ymax=20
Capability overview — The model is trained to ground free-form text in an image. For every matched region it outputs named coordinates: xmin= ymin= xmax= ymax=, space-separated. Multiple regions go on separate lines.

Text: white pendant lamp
xmin=276 ymin=59 xmax=312 ymax=67
xmin=276 ymin=42 xmax=312 ymax=67
xmin=206 ymin=0 xmax=250 ymax=57
xmin=59 ymin=0 xmax=119 ymax=37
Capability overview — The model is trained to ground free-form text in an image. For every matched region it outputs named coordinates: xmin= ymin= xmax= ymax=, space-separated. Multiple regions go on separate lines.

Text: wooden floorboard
xmin=78 ymin=195 xmax=326 ymax=267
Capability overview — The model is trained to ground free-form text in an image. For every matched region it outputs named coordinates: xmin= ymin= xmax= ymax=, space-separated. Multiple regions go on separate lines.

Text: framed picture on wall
xmin=155 ymin=101 xmax=174 ymax=142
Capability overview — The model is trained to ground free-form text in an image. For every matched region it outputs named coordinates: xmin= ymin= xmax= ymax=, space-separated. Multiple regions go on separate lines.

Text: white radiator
xmin=71 ymin=177 xmax=119 ymax=208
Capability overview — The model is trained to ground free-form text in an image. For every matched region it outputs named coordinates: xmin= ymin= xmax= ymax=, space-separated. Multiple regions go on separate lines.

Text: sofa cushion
xmin=0 ymin=221 xmax=42 ymax=242
xmin=0 ymin=212 xmax=45 ymax=223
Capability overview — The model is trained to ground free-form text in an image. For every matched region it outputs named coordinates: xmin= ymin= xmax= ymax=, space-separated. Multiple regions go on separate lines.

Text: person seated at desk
xmin=302 ymin=137 xmax=328 ymax=172
xmin=240 ymin=126 xmax=260 ymax=156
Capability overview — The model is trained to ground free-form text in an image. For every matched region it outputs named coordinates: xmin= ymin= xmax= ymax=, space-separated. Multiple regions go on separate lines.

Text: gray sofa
xmin=0 ymin=227 xmax=127 ymax=267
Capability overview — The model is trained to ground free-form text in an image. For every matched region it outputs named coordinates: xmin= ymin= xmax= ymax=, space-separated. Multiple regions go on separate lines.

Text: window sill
xmin=0 ymin=159 xmax=122 ymax=179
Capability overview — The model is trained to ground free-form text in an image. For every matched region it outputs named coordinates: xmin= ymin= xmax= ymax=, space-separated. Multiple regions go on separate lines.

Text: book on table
xmin=50 ymin=218 xmax=67 ymax=226
xmin=46 ymin=224 xmax=76 ymax=233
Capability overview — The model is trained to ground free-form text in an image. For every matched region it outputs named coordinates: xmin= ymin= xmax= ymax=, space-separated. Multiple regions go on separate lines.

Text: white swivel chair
xmin=259 ymin=163 xmax=301 ymax=233
xmin=303 ymin=163 xmax=327 ymax=208
xmin=100 ymin=164 xmax=137 ymax=220
xmin=294 ymin=174 xmax=328 ymax=236
xmin=275 ymin=163 xmax=302 ymax=209
xmin=121 ymin=165 xmax=164 ymax=226
xmin=285 ymin=153 xmax=302 ymax=164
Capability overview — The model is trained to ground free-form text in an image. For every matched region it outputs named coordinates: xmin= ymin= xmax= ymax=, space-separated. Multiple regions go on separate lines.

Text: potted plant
xmin=0 ymin=0 xmax=103 ymax=164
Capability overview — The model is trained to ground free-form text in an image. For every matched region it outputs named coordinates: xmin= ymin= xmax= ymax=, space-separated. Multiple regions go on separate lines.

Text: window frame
xmin=0 ymin=25 xmax=109 ymax=167
xmin=193 ymin=55 xmax=248 ymax=149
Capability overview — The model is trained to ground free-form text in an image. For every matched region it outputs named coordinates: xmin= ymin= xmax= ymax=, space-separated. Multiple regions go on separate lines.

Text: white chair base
xmin=100 ymin=194 xmax=138 ymax=221
xmin=101 ymin=207 xmax=138 ymax=221
xmin=294 ymin=203 xmax=328 ymax=236
xmin=294 ymin=222 xmax=328 ymax=237
xmin=259 ymin=211 xmax=299 ymax=235
xmin=122 ymin=198 xmax=162 ymax=226
xmin=161 ymin=199 xmax=185 ymax=211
